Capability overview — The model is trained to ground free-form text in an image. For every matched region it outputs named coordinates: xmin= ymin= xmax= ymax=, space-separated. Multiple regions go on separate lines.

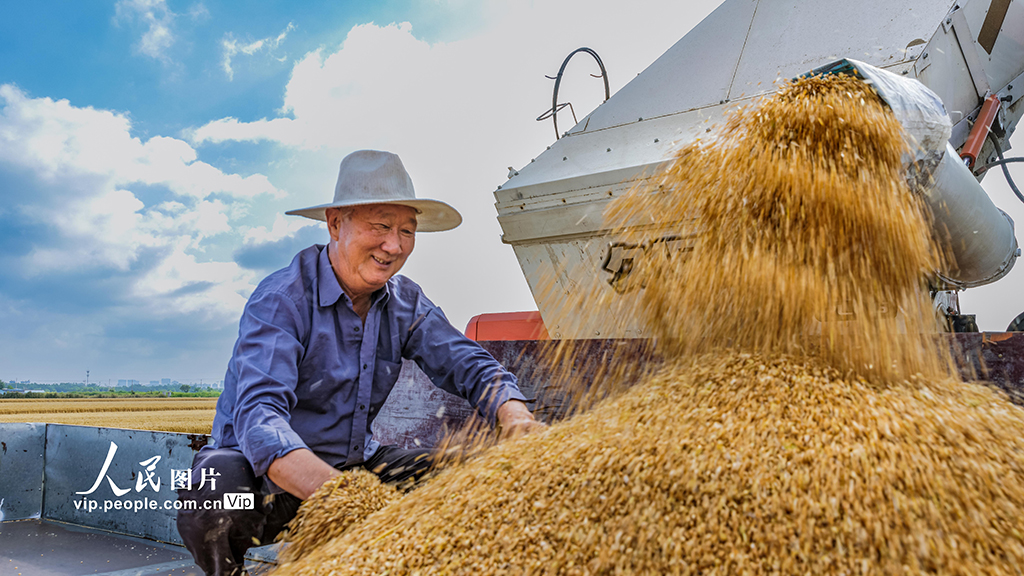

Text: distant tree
xmin=180 ymin=384 xmax=191 ymax=393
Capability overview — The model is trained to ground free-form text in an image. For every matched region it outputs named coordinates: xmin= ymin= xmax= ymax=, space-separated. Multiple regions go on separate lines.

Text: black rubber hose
xmin=981 ymin=157 xmax=1024 ymax=168
xmin=982 ymin=134 xmax=1024 ymax=205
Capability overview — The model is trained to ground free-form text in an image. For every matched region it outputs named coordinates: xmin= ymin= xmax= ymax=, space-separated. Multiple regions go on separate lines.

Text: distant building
xmin=150 ymin=380 xmax=159 ymax=386
xmin=117 ymin=379 xmax=127 ymax=387
xmin=161 ymin=378 xmax=171 ymax=386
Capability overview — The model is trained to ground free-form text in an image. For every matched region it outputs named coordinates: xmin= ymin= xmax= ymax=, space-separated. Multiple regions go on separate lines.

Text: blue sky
xmin=3 ymin=0 xmax=1023 ymax=385
xmin=0 ymin=0 xmax=720 ymax=384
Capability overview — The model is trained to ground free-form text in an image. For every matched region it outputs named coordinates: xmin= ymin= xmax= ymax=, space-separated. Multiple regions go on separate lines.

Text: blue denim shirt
xmin=212 ymin=245 xmax=526 ymax=480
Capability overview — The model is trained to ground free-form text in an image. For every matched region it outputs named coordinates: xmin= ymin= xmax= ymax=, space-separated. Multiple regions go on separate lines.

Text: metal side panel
xmin=371 ymin=360 xmax=478 ymax=449
xmin=477 ymin=340 xmax=659 ymax=423
xmin=568 ymin=0 xmax=757 ymax=133
xmin=730 ymin=0 xmax=950 ymax=93
xmin=969 ymin=332 xmax=1024 ymax=403
xmin=42 ymin=425 xmax=207 ymax=544
xmin=510 ymin=239 xmax=650 ymax=340
xmin=916 ymin=8 xmax=989 ymax=127
xmin=988 ymin=0 xmax=1024 ymax=87
xmin=498 ymin=107 xmax=719 ymax=201
xmin=370 ymin=350 xmax=573 ymax=445
xmin=0 ymin=422 xmax=46 ymax=521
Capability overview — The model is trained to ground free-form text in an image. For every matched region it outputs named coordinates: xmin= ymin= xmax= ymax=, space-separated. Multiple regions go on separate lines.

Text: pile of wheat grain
xmin=271 ymin=74 xmax=1024 ymax=574
xmin=273 ymin=353 xmax=1024 ymax=575
xmin=277 ymin=469 xmax=400 ymax=563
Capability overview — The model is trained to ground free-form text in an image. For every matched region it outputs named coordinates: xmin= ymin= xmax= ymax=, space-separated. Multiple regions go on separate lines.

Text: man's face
xmin=326 ymin=204 xmax=417 ymax=299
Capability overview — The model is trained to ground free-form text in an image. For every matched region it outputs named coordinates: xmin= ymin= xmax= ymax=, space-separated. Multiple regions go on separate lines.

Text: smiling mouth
xmin=371 ymin=256 xmax=391 ymax=266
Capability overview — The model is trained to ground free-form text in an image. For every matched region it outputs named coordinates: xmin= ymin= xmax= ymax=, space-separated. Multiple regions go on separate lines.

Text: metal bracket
xmin=932 ymin=289 xmax=961 ymax=317
xmin=996 ymin=69 xmax=1024 ymax=107
xmin=186 ymin=434 xmax=209 ymax=452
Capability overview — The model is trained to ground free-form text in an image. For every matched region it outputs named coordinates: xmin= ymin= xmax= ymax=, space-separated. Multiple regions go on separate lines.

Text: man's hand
xmin=497 ymin=399 xmax=547 ymax=439
xmin=267 ymin=448 xmax=342 ymax=500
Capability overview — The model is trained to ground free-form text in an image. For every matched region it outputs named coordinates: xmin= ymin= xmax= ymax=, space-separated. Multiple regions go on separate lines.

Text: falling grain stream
xmin=271 ymin=75 xmax=1024 ymax=575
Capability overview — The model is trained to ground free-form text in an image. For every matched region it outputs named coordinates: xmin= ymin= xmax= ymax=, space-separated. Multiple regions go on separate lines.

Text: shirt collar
xmin=317 ymin=245 xmax=392 ymax=309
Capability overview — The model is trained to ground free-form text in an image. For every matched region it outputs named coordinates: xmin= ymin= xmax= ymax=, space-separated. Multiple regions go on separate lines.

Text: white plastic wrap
xmin=807 ymin=58 xmax=1017 ymax=288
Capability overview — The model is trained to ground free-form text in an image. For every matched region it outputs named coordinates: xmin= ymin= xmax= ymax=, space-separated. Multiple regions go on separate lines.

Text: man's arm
xmin=404 ymin=302 xmax=546 ymax=435
xmin=267 ymin=449 xmax=342 ymax=500
xmin=228 ymin=289 xmax=317 ymax=491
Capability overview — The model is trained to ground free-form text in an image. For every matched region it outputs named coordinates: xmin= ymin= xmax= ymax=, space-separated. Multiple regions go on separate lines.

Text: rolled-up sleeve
xmin=404 ymin=306 xmax=527 ymax=424
xmin=229 ymin=290 xmax=310 ymax=477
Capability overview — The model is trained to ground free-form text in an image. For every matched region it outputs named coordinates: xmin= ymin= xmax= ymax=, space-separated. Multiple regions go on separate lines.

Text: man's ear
xmin=325 ymin=208 xmax=341 ymax=241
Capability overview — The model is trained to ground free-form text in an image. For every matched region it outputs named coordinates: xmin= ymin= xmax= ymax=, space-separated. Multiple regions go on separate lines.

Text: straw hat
xmin=286 ymin=150 xmax=462 ymax=232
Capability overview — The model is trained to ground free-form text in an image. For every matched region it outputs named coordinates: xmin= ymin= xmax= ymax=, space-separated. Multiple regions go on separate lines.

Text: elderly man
xmin=177 ymin=150 xmax=543 ymax=576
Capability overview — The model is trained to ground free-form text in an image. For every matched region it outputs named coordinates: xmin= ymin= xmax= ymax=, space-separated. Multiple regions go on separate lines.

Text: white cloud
xmin=242 ymin=213 xmax=316 ymax=244
xmin=115 ymin=0 xmax=177 ymax=61
xmin=0 ymin=86 xmax=280 ymax=201
xmin=188 ymin=115 xmax=302 ymax=146
xmin=187 ymin=2 xmax=209 ymax=21
xmin=0 ymin=84 xmax=275 ymax=319
xmin=221 ymin=23 xmax=295 ymax=81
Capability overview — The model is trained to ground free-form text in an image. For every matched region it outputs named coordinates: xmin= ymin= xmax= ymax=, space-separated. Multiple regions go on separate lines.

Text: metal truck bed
xmin=1 ymin=519 xmax=207 ymax=576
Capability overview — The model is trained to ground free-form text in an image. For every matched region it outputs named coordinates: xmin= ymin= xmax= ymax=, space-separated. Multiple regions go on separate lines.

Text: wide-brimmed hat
xmin=286 ymin=150 xmax=462 ymax=232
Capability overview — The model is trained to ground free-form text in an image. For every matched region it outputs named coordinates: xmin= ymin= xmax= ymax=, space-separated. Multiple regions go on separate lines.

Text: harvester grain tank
xmin=493 ymin=0 xmax=1024 ymax=338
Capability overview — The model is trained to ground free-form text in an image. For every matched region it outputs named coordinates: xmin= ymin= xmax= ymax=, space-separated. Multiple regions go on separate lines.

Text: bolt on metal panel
xmin=0 ymin=422 xmax=46 ymax=522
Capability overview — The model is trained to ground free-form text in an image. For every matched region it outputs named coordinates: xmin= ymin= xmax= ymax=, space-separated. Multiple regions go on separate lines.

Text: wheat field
xmin=0 ymin=398 xmax=217 ymax=434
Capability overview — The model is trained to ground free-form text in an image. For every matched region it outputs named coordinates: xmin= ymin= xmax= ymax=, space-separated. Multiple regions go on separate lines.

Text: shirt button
xmin=354 ymin=444 xmax=361 ymax=451
xmin=362 ymin=363 xmax=368 ymax=370
xmin=354 ymin=327 xmax=360 ymax=332
xmin=359 ymin=404 xmax=366 ymax=411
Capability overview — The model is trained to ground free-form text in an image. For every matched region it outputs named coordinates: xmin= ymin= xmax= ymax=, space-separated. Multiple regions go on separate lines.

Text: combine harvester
xmin=2 ymin=0 xmax=1024 ymax=573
